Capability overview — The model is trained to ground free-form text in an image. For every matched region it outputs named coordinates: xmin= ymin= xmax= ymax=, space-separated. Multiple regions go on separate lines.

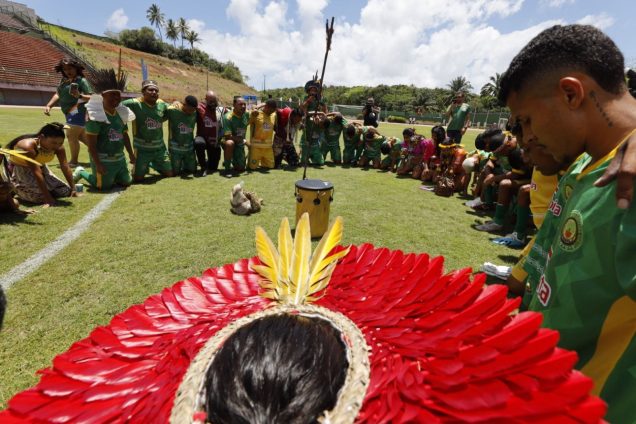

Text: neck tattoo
xmin=589 ymin=90 xmax=614 ymax=128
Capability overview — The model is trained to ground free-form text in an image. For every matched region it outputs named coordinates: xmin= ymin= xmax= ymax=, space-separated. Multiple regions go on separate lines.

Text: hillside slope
xmin=44 ymin=23 xmax=257 ymax=105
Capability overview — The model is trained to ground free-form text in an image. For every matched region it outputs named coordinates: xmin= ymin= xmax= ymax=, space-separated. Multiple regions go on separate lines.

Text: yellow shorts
xmin=248 ymin=145 xmax=274 ymax=169
xmin=510 ymin=235 xmax=535 ymax=282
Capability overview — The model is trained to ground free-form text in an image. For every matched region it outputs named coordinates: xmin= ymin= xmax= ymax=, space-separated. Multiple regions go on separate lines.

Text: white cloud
xmin=192 ymin=0 xmax=590 ymax=92
xmin=576 ymin=13 xmax=615 ymax=30
xmin=106 ymin=8 xmax=128 ymax=32
xmin=540 ymin=0 xmax=575 ymax=7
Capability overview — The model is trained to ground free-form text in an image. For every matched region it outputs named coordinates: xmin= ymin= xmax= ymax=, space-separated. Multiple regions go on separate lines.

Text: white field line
xmin=0 ymin=192 xmax=121 ymax=291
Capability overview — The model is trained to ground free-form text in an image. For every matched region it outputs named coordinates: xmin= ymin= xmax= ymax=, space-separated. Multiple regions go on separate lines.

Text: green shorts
xmin=169 ymin=148 xmax=196 ymax=174
xmin=301 ymin=141 xmax=324 ymax=165
xmin=322 ymin=141 xmax=341 ymax=162
xmin=87 ymin=159 xmax=131 ymax=191
xmin=134 ymin=147 xmax=172 ymax=178
xmin=224 ymin=143 xmax=246 ymax=171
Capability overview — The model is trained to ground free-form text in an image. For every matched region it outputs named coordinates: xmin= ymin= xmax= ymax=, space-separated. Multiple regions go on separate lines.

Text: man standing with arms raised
xmin=499 ymin=24 xmax=636 ymax=422
xmin=445 ymin=91 xmax=471 ymax=143
xmin=195 ymin=91 xmax=225 ymax=176
xmin=122 ymin=80 xmax=173 ymax=182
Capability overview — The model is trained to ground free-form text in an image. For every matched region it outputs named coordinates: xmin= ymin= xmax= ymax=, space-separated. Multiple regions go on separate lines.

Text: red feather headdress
xmin=0 ymin=215 xmax=606 ymax=423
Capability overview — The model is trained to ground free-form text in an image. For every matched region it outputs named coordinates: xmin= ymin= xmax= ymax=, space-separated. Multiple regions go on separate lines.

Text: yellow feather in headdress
xmin=253 ymin=213 xmax=350 ymax=305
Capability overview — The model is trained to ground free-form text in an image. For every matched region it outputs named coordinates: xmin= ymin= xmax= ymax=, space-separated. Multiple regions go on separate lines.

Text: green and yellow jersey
xmin=527 ymin=143 xmax=636 ymax=423
xmin=249 ymin=111 xmax=276 ymax=147
xmin=223 ymin=111 xmax=249 ymax=146
xmin=122 ymin=98 xmax=169 ymax=150
xmin=57 ymin=76 xmax=92 ymax=115
xmin=85 ymin=111 xmax=128 ymax=159
xmin=166 ymin=103 xmax=196 ymax=151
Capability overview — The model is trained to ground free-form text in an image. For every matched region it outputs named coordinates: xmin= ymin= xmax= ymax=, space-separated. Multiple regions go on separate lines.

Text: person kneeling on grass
xmin=167 ymin=96 xmax=198 ymax=176
xmin=5 ymin=123 xmax=78 ymax=207
xmin=358 ymin=129 xmax=385 ymax=169
xmin=74 ymin=69 xmax=135 ymax=191
xmin=248 ymin=99 xmax=277 ymax=170
xmin=380 ymin=136 xmax=404 ymax=172
xmin=342 ymin=123 xmax=367 ymax=166
xmin=123 ymin=80 xmax=173 ymax=182
xmin=397 ymin=128 xmax=434 ymax=179
xmin=0 ymin=150 xmax=35 ymax=214
xmin=221 ymin=97 xmax=249 ymax=177
xmin=322 ymin=112 xmax=347 ymax=164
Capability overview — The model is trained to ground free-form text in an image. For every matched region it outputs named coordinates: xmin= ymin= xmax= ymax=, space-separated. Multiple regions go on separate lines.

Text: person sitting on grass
xmin=342 ymin=123 xmax=367 ymax=166
xmin=44 ymin=57 xmax=92 ymax=168
xmin=465 ymin=130 xmax=506 ymax=209
xmin=74 ymin=69 xmax=136 ymax=191
xmin=167 ymin=96 xmax=198 ymax=176
xmin=0 ymin=151 xmax=35 ymax=215
xmin=421 ymin=125 xmax=446 ymax=182
xmin=322 ymin=112 xmax=347 ymax=164
xmin=247 ymin=99 xmax=278 ymax=170
xmin=273 ymin=107 xmax=302 ymax=169
xmin=221 ymin=97 xmax=249 ymax=177
xmin=123 ymin=80 xmax=173 ymax=182
xmin=358 ymin=128 xmax=385 ymax=169
xmin=397 ymin=128 xmax=434 ymax=179
xmin=474 ymin=147 xmax=533 ymax=239
xmin=5 ymin=123 xmax=78 ymax=207
xmin=461 ymin=133 xmax=489 ymax=194
xmin=380 ymin=136 xmax=404 ymax=172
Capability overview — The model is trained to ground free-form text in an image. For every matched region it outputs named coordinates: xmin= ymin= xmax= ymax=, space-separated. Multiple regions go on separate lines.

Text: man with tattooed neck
xmin=499 ymin=24 xmax=636 ymax=423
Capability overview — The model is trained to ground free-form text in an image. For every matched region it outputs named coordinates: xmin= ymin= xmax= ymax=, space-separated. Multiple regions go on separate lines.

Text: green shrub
xmin=387 ymin=115 xmax=407 ymax=123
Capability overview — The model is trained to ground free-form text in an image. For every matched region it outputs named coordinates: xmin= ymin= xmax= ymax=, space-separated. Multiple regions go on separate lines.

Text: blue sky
xmin=21 ymin=0 xmax=635 ymax=90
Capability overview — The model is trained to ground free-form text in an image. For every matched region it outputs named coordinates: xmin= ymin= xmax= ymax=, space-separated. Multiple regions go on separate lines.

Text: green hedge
xmin=387 ymin=115 xmax=407 ymax=123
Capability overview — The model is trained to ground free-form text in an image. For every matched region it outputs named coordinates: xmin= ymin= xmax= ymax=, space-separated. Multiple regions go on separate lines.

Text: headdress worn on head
xmin=304 ymin=73 xmax=322 ymax=94
xmin=0 ymin=216 xmax=607 ymax=422
xmin=85 ymin=68 xmax=134 ymax=124
xmin=142 ymin=79 xmax=159 ymax=91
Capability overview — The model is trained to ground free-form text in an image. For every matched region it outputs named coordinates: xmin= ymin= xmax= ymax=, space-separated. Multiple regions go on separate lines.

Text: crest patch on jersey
xmin=560 ymin=210 xmax=583 ymax=252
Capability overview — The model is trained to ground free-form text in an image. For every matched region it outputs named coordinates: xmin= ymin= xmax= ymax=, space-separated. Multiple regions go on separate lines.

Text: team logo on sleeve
xmin=559 ymin=210 xmax=583 ymax=252
xmin=536 ymin=275 xmax=552 ymax=306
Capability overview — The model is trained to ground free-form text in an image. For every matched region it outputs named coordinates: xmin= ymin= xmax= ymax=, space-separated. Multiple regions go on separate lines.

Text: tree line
xmin=109 ymin=4 xmax=244 ymax=83
xmin=263 ymin=75 xmax=506 ymax=114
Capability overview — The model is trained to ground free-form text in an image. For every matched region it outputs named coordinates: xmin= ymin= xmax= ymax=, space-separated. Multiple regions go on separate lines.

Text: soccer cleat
xmin=492 ymin=232 xmax=526 ymax=249
xmin=480 ymin=262 xmax=512 ymax=279
xmin=475 ymin=221 xmax=503 ymax=232
xmin=465 ymin=198 xmax=483 ymax=208
xmin=72 ymin=166 xmax=84 ymax=183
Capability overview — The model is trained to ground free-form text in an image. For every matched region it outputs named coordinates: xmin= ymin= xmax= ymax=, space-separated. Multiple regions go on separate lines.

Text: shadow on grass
xmin=134 ymin=175 xmax=164 ymax=185
xmin=0 ymin=211 xmax=41 ymax=225
xmin=498 ymin=254 xmax=519 ymax=263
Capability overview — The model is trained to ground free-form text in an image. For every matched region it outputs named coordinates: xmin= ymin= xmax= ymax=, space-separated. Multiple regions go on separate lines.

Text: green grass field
xmin=0 ymin=107 xmax=518 ymax=406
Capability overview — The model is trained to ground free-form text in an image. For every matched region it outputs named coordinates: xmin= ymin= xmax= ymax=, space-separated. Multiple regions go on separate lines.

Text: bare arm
xmin=123 ymin=132 xmax=135 ymax=163
xmin=55 ymin=148 xmax=76 ymax=192
xmin=44 ymin=93 xmax=59 ymax=115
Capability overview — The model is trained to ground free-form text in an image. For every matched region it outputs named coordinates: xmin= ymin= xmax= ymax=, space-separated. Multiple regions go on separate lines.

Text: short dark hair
xmin=185 ymin=95 xmax=198 ymax=108
xmin=488 ymin=133 xmax=505 ymax=151
xmin=265 ymin=99 xmax=277 ymax=109
xmin=402 ymin=128 xmax=415 ymax=137
xmin=475 ymin=133 xmax=486 ymax=150
xmin=346 ymin=124 xmax=356 ymax=138
xmin=507 ymin=147 xmax=525 ymax=170
xmin=499 ymin=24 xmax=626 ymax=103
xmin=205 ymin=314 xmax=347 ymax=423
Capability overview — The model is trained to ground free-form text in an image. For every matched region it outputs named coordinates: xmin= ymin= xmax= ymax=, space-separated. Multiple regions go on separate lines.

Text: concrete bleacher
xmin=0 ymin=30 xmax=64 ymax=87
xmin=0 ymin=12 xmax=27 ymax=30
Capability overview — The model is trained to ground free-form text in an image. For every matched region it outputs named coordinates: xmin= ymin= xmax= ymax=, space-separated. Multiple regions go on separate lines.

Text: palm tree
xmin=480 ymin=72 xmax=501 ymax=98
xmin=165 ymin=19 xmax=178 ymax=48
xmin=185 ymin=30 xmax=201 ymax=53
xmin=177 ymin=18 xmax=189 ymax=49
xmin=146 ymin=4 xmax=165 ymax=42
xmin=445 ymin=76 xmax=473 ymax=104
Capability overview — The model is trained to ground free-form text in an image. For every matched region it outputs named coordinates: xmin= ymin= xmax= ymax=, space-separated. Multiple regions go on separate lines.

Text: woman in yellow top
xmin=6 ymin=123 xmax=78 ymax=206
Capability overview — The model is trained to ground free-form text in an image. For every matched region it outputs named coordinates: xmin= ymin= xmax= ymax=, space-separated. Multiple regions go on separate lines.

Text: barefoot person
xmin=5 ymin=123 xmax=77 ymax=206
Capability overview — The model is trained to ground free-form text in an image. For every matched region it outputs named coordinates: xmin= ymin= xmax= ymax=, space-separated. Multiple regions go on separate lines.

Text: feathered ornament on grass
xmin=0 ymin=148 xmax=42 ymax=166
xmin=253 ymin=213 xmax=350 ymax=305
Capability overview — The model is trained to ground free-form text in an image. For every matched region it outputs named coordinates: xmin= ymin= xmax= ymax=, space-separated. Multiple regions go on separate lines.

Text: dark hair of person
xmin=488 ymin=133 xmax=505 ymax=151
xmin=184 ymin=95 xmax=198 ymax=108
xmin=54 ymin=57 xmax=85 ymax=78
xmin=291 ymin=108 xmax=303 ymax=118
xmin=402 ymin=128 xmax=415 ymax=137
xmin=6 ymin=123 xmax=65 ymax=149
xmin=475 ymin=133 xmax=486 ymax=150
xmin=627 ymin=69 xmax=636 ymax=98
xmin=499 ymin=24 xmax=626 ymax=104
xmin=265 ymin=99 xmax=277 ymax=109
xmin=431 ymin=125 xmax=446 ymax=142
xmin=507 ymin=147 xmax=526 ymax=170
xmin=483 ymin=128 xmax=503 ymax=139
xmin=380 ymin=142 xmax=391 ymax=155
xmin=346 ymin=124 xmax=356 ymax=138
xmin=205 ymin=314 xmax=348 ymax=424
